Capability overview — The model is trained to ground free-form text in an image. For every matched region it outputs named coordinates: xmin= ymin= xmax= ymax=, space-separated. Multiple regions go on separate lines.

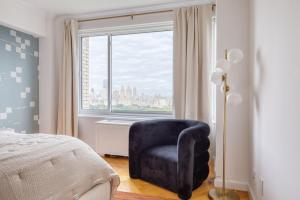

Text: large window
xmin=80 ymin=28 xmax=173 ymax=115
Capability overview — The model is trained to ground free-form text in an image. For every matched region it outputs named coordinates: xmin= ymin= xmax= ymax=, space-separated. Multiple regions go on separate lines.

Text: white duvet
xmin=0 ymin=132 xmax=120 ymax=200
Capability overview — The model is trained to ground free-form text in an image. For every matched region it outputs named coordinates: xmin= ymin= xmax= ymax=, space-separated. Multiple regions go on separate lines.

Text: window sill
xmin=78 ymin=113 xmax=174 ymax=121
xmin=96 ymin=119 xmax=135 ymax=126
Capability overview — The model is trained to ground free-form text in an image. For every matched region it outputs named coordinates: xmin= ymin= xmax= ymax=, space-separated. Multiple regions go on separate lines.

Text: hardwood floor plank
xmin=104 ymin=156 xmax=249 ymax=200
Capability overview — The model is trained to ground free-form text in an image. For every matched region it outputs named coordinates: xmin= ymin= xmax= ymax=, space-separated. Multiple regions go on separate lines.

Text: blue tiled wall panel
xmin=0 ymin=25 xmax=39 ymax=133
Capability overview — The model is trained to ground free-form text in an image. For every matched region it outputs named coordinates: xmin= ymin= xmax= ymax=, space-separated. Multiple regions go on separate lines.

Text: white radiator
xmin=95 ymin=120 xmax=134 ymax=157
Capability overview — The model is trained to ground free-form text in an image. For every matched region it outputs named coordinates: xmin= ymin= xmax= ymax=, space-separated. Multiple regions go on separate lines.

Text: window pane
xmin=111 ymin=31 xmax=173 ymax=113
xmin=81 ymin=36 xmax=108 ymax=110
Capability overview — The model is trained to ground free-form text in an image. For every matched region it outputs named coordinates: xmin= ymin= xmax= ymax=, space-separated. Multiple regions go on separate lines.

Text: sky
xmin=87 ymin=31 xmax=173 ymax=97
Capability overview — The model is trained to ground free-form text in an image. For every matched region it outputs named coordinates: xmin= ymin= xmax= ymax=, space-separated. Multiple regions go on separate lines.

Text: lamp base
xmin=208 ymin=188 xmax=240 ymax=200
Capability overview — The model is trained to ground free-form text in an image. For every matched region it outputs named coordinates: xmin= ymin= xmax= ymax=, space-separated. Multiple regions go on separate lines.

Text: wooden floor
xmin=104 ymin=156 xmax=249 ymax=200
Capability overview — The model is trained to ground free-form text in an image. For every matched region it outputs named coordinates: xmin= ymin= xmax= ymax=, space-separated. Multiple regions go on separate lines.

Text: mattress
xmin=0 ymin=132 xmax=120 ymax=200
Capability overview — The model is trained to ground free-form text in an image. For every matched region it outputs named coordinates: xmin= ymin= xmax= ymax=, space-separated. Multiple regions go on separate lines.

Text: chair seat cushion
xmin=147 ymin=145 xmax=178 ymax=162
xmin=139 ymin=144 xmax=210 ymax=193
xmin=140 ymin=145 xmax=178 ymax=192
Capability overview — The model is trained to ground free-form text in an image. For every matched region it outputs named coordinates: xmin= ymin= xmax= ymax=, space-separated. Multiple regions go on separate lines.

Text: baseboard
xmin=214 ymin=178 xmax=248 ymax=191
xmin=248 ymin=184 xmax=257 ymax=200
xmin=214 ymin=179 xmax=258 ymax=200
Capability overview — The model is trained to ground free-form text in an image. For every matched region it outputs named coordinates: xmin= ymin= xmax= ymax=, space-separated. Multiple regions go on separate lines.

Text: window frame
xmin=78 ymin=22 xmax=174 ymax=117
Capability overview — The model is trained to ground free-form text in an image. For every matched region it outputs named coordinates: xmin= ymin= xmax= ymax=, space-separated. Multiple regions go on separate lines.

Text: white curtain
xmin=57 ymin=20 xmax=79 ymax=137
xmin=173 ymin=5 xmax=213 ymax=123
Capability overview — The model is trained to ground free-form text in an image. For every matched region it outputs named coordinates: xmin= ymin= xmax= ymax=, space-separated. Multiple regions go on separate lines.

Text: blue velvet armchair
xmin=129 ymin=119 xmax=210 ymax=200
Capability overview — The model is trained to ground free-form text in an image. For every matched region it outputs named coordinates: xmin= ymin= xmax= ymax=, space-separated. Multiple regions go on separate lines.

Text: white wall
xmin=78 ymin=116 xmax=104 ymax=150
xmin=249 ymin=0 xmax=300 ymax=199
xmin=214 ymin=0 xmax=250 ymax=191
xmin=39 ymin=16 xmax=57 ymax=133
xmin=0 ymin=0 xmax=47 ymax=37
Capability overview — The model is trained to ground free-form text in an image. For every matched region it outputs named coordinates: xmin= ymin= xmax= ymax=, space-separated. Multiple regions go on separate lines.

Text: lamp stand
xmin=208 ymin=50 xmax=240 ymax=200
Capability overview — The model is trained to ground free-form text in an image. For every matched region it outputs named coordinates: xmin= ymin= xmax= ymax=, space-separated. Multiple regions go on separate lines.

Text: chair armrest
xmin=129 ymin=119 xmax=189 ymax=178
xmin=177 ymin=123 xmax=210 ymax=199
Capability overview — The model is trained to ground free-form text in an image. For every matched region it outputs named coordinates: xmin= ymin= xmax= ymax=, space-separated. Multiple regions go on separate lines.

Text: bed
xmin=0 ymin=131 xmax=120 ymax=200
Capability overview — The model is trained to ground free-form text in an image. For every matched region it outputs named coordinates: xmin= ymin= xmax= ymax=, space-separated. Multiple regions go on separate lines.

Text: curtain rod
xmin=78 ymin=9 xmax=173 ymax=23
xmin=78 ymin=3 xmax=216 ymax=23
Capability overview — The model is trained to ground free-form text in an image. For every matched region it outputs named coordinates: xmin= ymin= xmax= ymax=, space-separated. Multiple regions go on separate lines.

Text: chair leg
xmin=177 ymin=184 xmax=192 ymax=200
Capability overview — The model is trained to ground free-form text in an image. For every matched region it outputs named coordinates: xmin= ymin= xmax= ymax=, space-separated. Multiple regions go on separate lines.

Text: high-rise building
xmin=126 ymin=86 xmax=132 ymax=99
xmin=81 ymin=38 xmax=90 ymax=109
xmin=133 ymin=87 xmax=137 ymax=97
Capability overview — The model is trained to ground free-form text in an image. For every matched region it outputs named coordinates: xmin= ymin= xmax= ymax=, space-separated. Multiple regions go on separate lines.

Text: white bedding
xmin=79 ymin=181 xmax=111 ymax=200
xmin=0 ymin=132 xmax=120 ymax=200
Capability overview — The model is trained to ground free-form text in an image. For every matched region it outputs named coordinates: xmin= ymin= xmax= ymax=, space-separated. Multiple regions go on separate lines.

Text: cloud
xmin=86 ymin=31 xmax=173 ymax=97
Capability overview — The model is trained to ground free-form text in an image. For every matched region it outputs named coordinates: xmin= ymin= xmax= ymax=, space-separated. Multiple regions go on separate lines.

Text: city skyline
xmin=88 ymin=83 xmax=172 ymax=112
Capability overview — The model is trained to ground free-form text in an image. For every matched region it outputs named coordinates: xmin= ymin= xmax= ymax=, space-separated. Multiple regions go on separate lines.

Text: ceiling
xmin=23 ymin=0 xmax=199 ymax=16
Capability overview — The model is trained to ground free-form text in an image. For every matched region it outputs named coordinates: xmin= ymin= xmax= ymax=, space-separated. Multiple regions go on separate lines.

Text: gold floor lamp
xmin=208 ymin=49 xmax=244 ymax=200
